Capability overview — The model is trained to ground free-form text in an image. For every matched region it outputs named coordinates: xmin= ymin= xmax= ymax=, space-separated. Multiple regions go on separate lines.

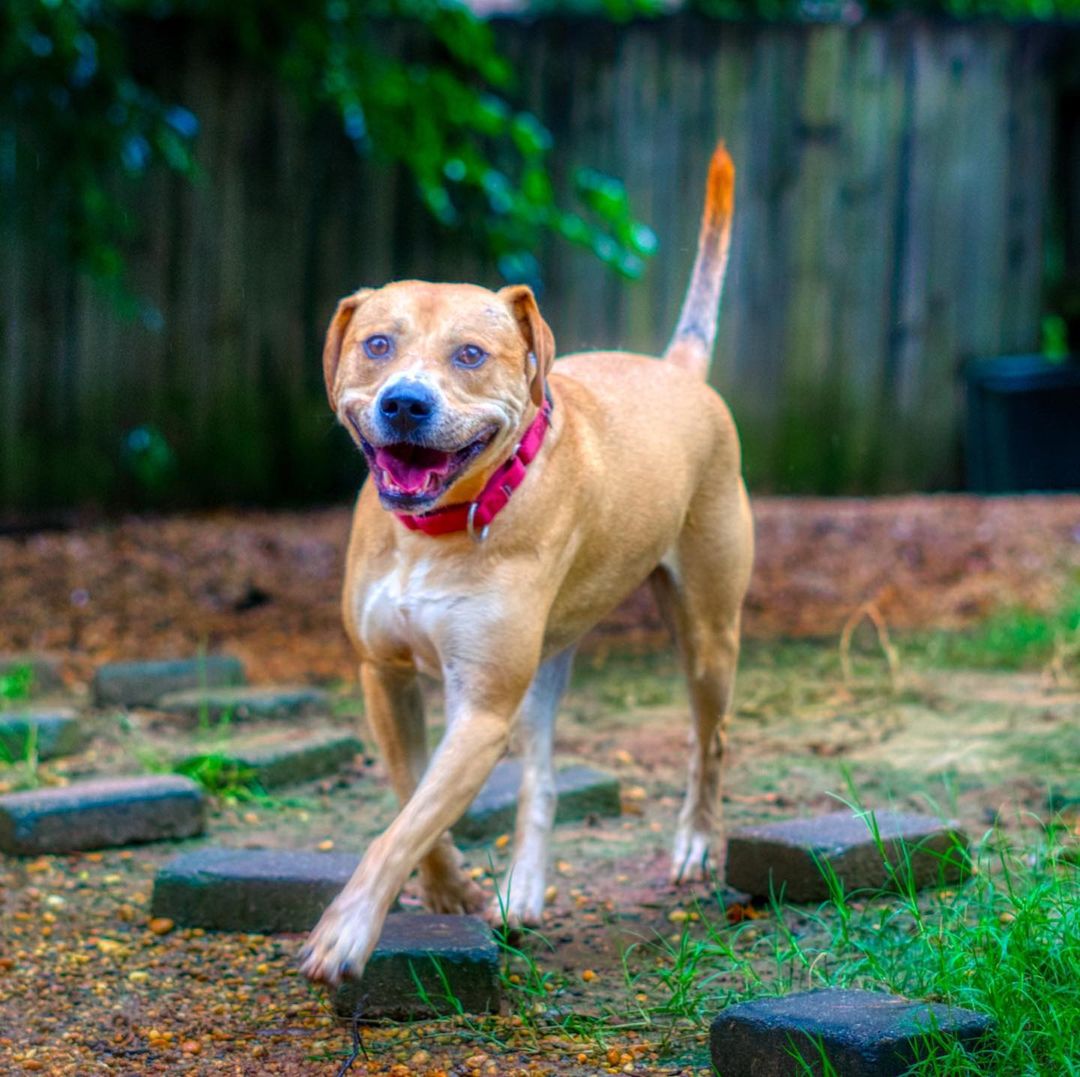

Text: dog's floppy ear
xmin=322 ymin=289 xmax=373 ymax=408
xmin=498 ymin=285 xmax=555 ymax=407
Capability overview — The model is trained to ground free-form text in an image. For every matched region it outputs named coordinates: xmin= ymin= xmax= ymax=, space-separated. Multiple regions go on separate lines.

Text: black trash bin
xmin=965 ymin=355 xmax=1080 ymax=493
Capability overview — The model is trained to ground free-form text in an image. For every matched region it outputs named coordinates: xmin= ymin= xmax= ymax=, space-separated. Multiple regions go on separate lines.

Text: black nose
xmin=377 ymin=381 xmax=437 ymax=437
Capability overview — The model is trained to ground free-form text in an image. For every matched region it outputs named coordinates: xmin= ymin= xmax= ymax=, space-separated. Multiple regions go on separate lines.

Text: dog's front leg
xmin=300 ymin=673 xmax=526 ymax=986
xmin=361 ymin=663 xmax=485 ymax=914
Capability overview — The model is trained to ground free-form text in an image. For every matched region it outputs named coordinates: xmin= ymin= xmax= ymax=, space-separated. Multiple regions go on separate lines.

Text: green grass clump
xmin=911 ymin=584 xmax=1080 ymax=673
xmin=0 ymin=664 xmax=33 ymax=708
xmin=173 ymin=753 xmax=264 ymax=801
xmin=613 ymin=819 xmax=1080 ymax=1075
xmin=0 ymin=718 xmax=40 ymax=790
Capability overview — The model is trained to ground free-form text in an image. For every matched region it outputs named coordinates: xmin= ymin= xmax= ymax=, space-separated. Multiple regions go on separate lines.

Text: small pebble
xmin=148 ymin=917 xmax=175 ymax=936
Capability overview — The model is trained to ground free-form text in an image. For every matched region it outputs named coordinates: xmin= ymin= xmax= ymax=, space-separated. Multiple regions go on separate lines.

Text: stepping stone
xmin=455 ymin=760 xmax=621 ymax=843
xmin=174 ymin=731 xmax=362 ymax=790
xmin=334 ymin=914 xmax=500 ymax=1021
xmin=0 ymin=653 xmax=64 ymax=697
xmin=92 ymin=656 xmax=245 ymax=708
xmin=156 ymin=685 xmax=328 ymax=724
xmin=724 ymin=810 xmax=969 ymax=902
xmin=0 ymin=710 xmax=85 ymax=762
xmin=152 ymin=847 xmax=362 ymax=932
xmin=0 ymin=775 xmax=204 ymax=854
xmin=710 ymin=988 xmax=993 ymax=1076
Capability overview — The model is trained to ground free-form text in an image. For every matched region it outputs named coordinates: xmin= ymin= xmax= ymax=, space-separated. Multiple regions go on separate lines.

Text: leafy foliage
xmin=1 ymin=0 xmax=200 ymax=295
xmin=687 ymin=0 xmax=1080 ymax=19
xmin=1 ymin=0 xmax=657 ymax=300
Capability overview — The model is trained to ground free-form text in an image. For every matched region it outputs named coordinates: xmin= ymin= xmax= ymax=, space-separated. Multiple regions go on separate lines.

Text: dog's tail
xmin=663 ymin=141 xmax=735 ymax=380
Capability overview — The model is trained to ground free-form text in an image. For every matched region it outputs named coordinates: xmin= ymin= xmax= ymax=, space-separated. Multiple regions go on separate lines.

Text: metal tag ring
xmin=466 ymin=502 xmax=489 ymax=543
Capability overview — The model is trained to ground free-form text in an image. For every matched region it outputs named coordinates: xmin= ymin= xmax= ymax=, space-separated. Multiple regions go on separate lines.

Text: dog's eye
xmin=453 ymin=344 xmax=488 ymax=369
xmin=363 ymin=335 xmax=393 ymax=360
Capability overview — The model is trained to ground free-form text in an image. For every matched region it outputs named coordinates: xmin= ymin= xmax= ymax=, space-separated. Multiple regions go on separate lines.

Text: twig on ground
xmin=335 ymin=1008 xmax=367 ymax=1077
xmin=839 ymin=601 xmax=901 ymax=690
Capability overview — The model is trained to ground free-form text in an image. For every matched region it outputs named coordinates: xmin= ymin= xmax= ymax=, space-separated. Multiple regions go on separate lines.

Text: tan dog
xmin=301 ymin=143 xmax=753 ymax=985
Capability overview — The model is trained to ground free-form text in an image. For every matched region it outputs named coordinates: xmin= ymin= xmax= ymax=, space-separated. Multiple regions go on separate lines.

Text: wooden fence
xmin=0 ymin=16 xmax=1072 ymax=511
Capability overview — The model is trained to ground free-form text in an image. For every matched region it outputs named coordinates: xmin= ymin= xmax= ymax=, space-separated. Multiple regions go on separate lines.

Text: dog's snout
xmin=377 ymin=381 xmax=437 ymax=437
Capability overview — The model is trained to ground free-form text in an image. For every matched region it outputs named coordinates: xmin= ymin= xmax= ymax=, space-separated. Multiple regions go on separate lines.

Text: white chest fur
xmin=352 ymin=553 xmax=462 ymax=677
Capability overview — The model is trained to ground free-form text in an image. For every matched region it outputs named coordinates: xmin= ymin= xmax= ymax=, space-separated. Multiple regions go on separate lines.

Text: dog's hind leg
xmin=490 ymin=647 xmax=575 ymax=928
xmin=652 ymin=481 xmax=753 ymax=885
xmin=360 ymin=663 xmax=485 ymax=915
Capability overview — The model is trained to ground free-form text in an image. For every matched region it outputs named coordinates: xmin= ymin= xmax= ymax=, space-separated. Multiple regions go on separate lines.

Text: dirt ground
xmin=1 ymin=495 xmax=1078 ymax=684
xmin=1 ymin=495 xmax=1078 ymax=1075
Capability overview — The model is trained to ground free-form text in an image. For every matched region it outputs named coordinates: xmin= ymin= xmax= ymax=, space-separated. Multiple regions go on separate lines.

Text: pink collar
xmin=395 ymin=400 xmax=553 ymax=540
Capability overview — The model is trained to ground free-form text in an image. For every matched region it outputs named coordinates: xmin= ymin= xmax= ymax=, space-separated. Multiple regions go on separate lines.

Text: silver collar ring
xmin=466 ymin=502 xmax=490 ymax=544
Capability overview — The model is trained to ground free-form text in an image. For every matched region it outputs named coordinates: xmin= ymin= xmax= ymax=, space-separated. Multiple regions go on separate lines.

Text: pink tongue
xmin=374 ymin=446 xmax=453 ymax=495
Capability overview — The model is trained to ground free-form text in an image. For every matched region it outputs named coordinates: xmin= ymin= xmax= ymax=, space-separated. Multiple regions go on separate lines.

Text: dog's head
xmin=323 ymin=281 xmax=554 ymax=513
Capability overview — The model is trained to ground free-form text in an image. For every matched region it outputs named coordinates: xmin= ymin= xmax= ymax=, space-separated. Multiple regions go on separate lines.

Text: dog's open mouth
xmin=365 ymin=431 xmax=496 ymax=508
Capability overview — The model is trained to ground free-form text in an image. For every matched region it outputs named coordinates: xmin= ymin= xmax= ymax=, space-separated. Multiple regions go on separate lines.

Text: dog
xmin=300 ymin=142 xmax=753 ymax=986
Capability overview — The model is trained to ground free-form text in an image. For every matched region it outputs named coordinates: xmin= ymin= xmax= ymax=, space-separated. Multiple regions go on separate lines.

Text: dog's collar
xmin=394 ymin=397 xmax=553 ymax=542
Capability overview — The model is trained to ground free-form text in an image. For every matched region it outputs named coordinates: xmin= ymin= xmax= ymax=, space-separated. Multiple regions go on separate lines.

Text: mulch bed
xmin=2 ymin=496 xmax=1078 ymax=685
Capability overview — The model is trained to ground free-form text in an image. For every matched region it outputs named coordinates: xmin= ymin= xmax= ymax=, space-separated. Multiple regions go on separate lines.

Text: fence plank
xmin=0 ymin=17 xmax=1065 ymax=511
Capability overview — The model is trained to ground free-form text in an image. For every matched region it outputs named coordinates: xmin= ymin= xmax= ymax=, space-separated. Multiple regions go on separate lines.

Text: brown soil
xmin=0 ymin=495 xmax=1078 ymax=1075
xmin=1 ymin=496 xmax=1077 ymax=684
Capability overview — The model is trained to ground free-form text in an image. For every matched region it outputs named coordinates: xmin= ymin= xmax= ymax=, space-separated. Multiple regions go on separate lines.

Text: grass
xmin=906 ymin=582 xmax=1080 ymax=674
xmin=0 ymin=663 xmax=34 ymax=709
xmin=606 ymin=815 xmax=1080 ymax=1075
xmin=0 ymin=663 xmax=42 ymax=788
xmin=0 ymin=717 xmax=41 ymax=790
xmin=478 ymin=614 xmax=1080 ymax=1074
xmin=172 ymin=752 xmax=266 ymax=801
xmin=475 ymin=784 xmax=1080 ymax=1075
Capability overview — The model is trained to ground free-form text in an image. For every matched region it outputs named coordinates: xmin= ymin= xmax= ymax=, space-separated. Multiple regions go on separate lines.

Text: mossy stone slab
xmin=710 ymin=988 xmax=993 ymax=1076
xmin=725 ymin=810 xmax=970 ymax=903
xmin=0 ymin=775 xmax=205 ymax=854
xmin=156 ymin=685 xmax=328 ymax=724
xmin=175 ymin=731 xmax=362 ymax=789
xmin=333 ymin=914 xmax=501 ymax=1021
xmin=152 ymin=846 xmax=362 ymax=932
xmin=0 ymin=710 xmax=85 ymax=761
xmin=92 ymin=656 xmax=246 ymax=708
xmin=455 ymin=760 xmax=621 ymax=844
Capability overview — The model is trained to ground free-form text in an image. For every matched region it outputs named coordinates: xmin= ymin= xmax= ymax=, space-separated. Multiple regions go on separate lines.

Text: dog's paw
xmin=298 ymin=899 xmax=380 ymax=987
xmin=484 ymin=895 xmax=545 ymax=934
xmin=669 ymin=829 xmax=713 ymax=885
xmin=421 ymin=873 xmax=487 ymax=916
xmin=486 ymin=869 xmax=547 ymax=932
